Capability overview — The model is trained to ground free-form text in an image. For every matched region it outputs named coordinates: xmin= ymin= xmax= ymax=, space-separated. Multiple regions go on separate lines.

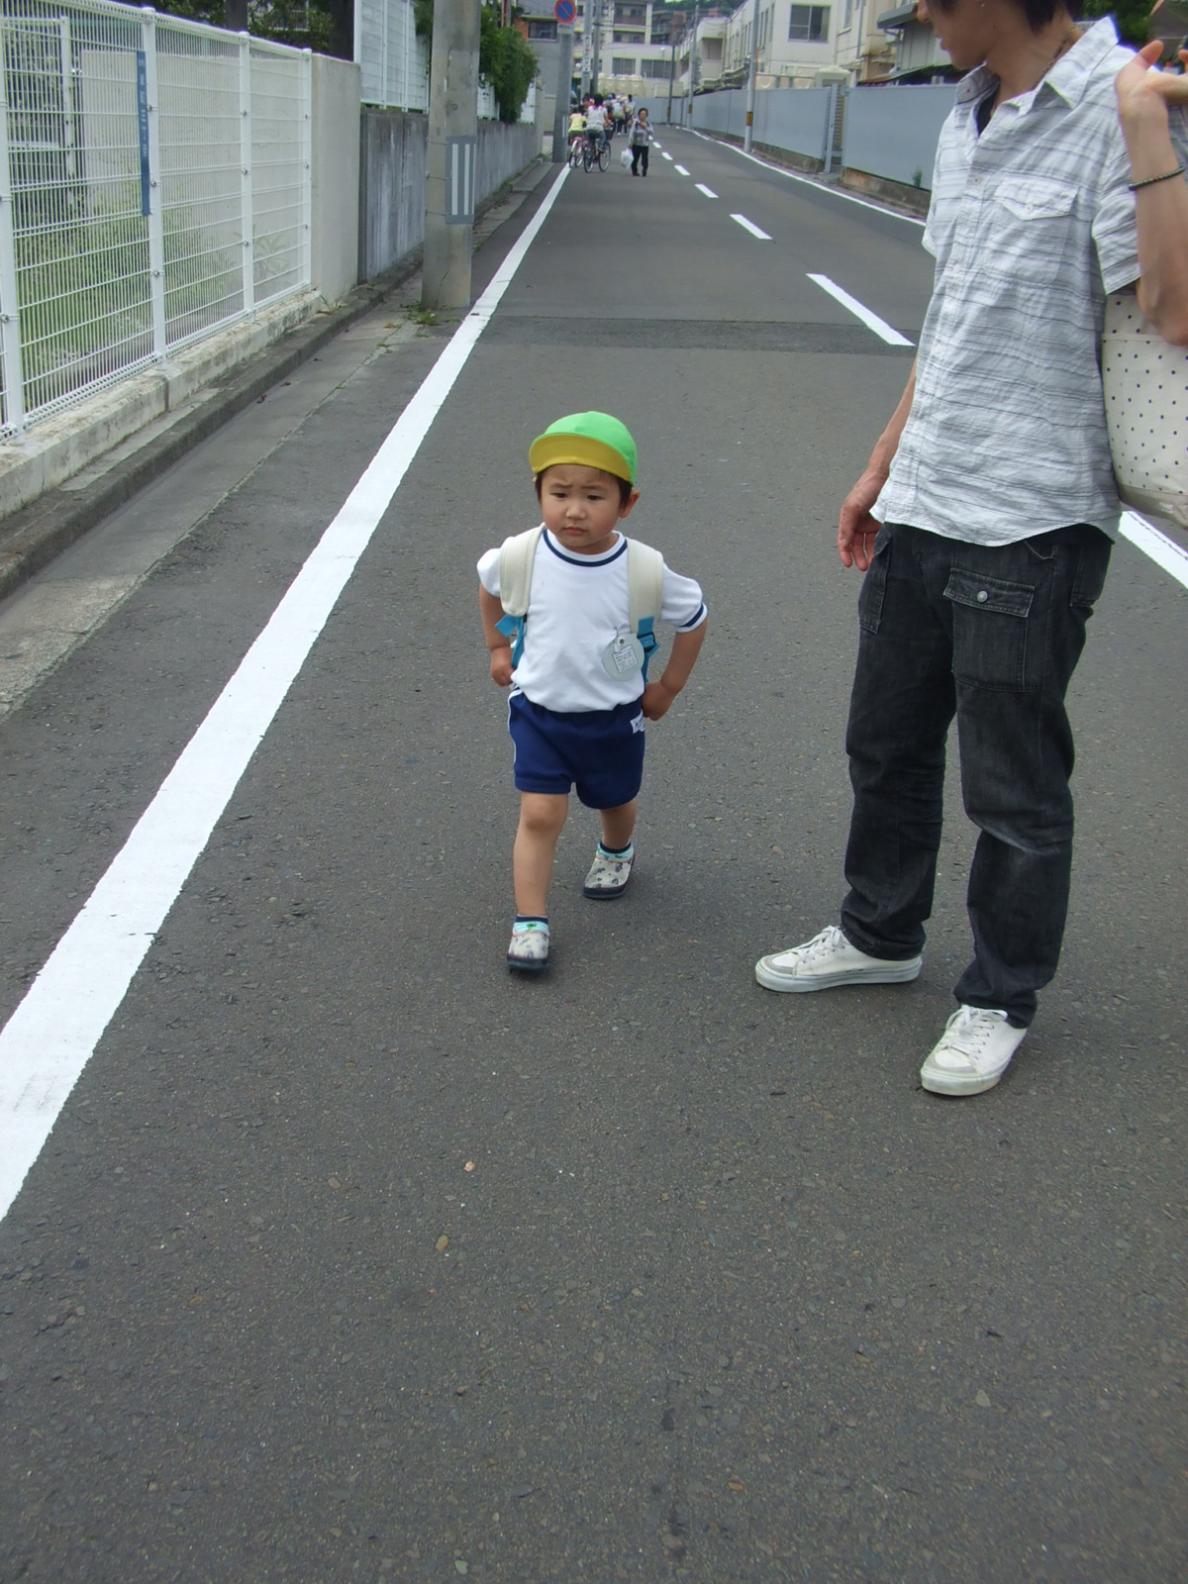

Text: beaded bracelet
xmin=1128 ymin=165 xmax=1185 ymax=191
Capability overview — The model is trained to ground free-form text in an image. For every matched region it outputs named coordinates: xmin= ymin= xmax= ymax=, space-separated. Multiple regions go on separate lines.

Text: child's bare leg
xmin=513 ymin=793 xmax=569 ymax=916
xmin=598 ymin=799 xmax=637 ymax=853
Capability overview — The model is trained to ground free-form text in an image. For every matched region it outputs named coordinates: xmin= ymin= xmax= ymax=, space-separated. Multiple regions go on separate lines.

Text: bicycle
xmin=567 ymin=133 xmax=586 ymax=169
xmin=582 ymin=134 xmax=610 ymax=173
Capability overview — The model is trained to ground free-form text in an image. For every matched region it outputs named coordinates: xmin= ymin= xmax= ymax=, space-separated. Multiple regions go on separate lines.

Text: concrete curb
xmin=0 ymin=156 xmax=556 ymax=606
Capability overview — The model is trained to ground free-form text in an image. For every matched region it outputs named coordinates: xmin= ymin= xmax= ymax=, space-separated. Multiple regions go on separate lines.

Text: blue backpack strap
xmin=497 ymin=526 xmax=544 ymax=669
xmin=496 ymin=612 xmax=526 ymax=666
xmin=637 ymin=617 xmax=659 ymax=681
xmin=626 ymin=541 xmax=665 ymax=683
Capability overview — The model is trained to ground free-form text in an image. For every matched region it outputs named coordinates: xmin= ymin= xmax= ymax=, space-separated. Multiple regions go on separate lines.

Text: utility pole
xmin=423 ymin=0 xmax=481 ymax=310
xmin=744 ymin=26 xmax=757 ymax=153
xmin=686 ymin=2 xmax=699 ymax=127
xmin=590 ymin=0 xmax=604 ymax=100
xmin=552 ymin=17 xmax=575 ymax=162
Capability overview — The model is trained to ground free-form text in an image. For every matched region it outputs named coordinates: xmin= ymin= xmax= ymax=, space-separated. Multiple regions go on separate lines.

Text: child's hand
xmin=490 ymin=649 xmax=514 ymax=687
xmin=641 ymin=679 xmax=676 ymax=720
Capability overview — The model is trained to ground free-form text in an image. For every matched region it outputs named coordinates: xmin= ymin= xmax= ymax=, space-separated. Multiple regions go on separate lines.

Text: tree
xmin=1078 ymin=0 xmax=1153 ymax=48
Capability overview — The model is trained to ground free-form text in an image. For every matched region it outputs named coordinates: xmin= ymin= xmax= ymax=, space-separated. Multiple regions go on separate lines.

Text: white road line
xmin=688 ymin=127 xmax=927 ymax=229
xmin=0 ymin=168 xmax=575 ymax=1226
xmin=807 ymin=273 xmax=913 ymax=346
xmin=695 ymin=183 xmax=718 ymax=199
xmin=1119 ymin=511 xmax=1188 ymax=590
xmin=674 ymin=164 xmax=690 ymax=176
xmin=662 ymin=151 xmax=673 ymax=161
xmin=731 ymin=213 xmax=773 ymax=241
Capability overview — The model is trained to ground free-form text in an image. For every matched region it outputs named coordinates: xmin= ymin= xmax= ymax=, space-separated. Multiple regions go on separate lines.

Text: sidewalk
xmin=0 ymin=158 xmax=557 ymax=605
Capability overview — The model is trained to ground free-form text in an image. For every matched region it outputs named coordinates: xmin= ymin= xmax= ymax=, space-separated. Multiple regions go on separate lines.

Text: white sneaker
xmin=582 ymin=845 xmax=634 ymax=899
xmin=507 ymin=922 xmax=550 ymax=973
xmin=919 ymin=1005 xmax=1026 ymax=1096
xmin=754 ymin=924 xmax=922 ymax=993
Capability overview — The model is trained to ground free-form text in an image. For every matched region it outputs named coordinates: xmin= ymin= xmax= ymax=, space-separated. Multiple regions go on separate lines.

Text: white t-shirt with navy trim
xmin=477 ymin=527 xmax=707 ymax=713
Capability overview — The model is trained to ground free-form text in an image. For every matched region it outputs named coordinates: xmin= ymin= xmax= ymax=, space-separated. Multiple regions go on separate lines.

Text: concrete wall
xmin=650 ymin=81 xmax=956 ymax=195
xmin=312 ymin=55 xmax=364 ymax=304
xmin=359 ymin=111 xmax=541 ymax=282
xmin=842 ymin=85 xmax=953 ymax=190
xmin=359 ymin=110 xmax=430 ymax=283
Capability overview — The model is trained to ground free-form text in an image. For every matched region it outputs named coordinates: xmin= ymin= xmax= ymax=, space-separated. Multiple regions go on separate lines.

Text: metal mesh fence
xmin=0 ymin=0 xmax=311 ymax=436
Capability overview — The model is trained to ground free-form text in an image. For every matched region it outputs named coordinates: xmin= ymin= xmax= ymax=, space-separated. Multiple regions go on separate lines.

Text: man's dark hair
xmin=927 ymin=0 xmax=1068 ymax=29
xmin=534 ymin=471 xmax=633 ymax=506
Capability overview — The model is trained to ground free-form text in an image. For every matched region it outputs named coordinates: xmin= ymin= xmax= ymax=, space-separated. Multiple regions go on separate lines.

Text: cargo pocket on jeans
xmin=943 ymin=567 xmax=1035 ymax=692
xmin=857 ymin=529 xmax=892 ymax=636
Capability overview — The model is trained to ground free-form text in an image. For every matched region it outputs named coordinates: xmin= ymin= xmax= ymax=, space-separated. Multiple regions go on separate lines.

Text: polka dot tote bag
xmin=1102 ymin=291 xmax=1188 ymax=531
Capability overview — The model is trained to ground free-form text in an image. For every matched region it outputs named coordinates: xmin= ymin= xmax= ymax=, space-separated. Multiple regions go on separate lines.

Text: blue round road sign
xmin=555 ymin=0 xmax=576 ymax=21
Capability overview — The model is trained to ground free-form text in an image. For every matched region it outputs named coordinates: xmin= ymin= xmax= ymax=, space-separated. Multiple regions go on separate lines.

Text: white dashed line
xmin=695 ymin=184 xmax=718 ymax=199
xmin=807 ymin=273 xmax=913 ymax=346
xmin=662 ymin=151 xmax=673 ymax=161
xmin=674 ymin=164 xmax=690 ymax=176
xmin=730 ymin=213 xmax=773 ymax=241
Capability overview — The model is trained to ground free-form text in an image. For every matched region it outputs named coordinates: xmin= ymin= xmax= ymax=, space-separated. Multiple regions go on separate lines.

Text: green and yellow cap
xmin=529 ymin=411 xmax=638 ymax=485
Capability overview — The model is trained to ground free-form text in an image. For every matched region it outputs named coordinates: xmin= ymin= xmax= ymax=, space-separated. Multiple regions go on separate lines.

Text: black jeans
xmin=840 ymin=521 xmax=1111 ymax=1027
xmin=631 ymin=144 xmax=649 ymax=175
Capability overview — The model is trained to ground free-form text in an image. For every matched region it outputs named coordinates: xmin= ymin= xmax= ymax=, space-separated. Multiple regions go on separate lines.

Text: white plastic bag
xmin=620 ymin=147 xmax=632 ymax=170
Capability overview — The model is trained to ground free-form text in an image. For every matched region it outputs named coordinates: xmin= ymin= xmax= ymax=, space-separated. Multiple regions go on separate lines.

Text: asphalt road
xmin=0 ymin=129 xmax=1185 ymax=1584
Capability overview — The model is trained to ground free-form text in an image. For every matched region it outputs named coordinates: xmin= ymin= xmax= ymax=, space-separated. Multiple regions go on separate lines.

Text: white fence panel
xmin=0 ymin=0 xmax=310 ymax=436
xmin=356 ymin=0 xmax=428 ymax=111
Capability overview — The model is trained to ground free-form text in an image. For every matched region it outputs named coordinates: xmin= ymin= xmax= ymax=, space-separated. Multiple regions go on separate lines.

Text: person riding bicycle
xmin=568 ymin=105 xmax=586 ymax=154
xmin=584 ymin=99 xmax=609 ymax=153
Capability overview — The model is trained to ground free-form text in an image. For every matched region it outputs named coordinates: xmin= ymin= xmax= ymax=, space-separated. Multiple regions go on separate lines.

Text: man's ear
xmin=619 ymin=489 xmax=641 ymax=520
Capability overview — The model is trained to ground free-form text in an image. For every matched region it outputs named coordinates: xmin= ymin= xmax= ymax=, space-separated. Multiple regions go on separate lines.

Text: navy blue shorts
xmin=509 ymin=692 xmax=645 ymax=808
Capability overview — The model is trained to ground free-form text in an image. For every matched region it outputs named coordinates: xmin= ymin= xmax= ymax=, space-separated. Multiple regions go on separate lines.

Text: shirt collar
xmin=954 ymin=16 xmax=1120 ymax=111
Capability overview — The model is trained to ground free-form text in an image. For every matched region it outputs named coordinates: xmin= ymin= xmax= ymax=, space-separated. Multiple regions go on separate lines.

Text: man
xmin=755 ymin=1 xmax=1188 ymax=1096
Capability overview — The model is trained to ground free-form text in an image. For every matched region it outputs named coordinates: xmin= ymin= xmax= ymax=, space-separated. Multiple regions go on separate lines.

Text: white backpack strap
xmin=626 ymin=540 xmax=664 ymax=681
xmin=496 ymin=525 xmax=544 ymax=666
xmin=498 ymin=525 xmax=544 ymax=617
xmin=626 ymin=540 xmax=663 ymax=633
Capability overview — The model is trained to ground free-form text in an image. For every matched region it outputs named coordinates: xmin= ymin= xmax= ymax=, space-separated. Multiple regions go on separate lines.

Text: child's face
xmin=538 ymin=464 xmax=638 ymax=555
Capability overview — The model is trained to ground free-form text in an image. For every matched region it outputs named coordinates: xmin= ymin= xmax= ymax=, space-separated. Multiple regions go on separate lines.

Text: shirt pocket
xmin=982 ymin=178 xmax=1078 ymax=285
xmin=942 ymin=567 xmax=1036 ymax=692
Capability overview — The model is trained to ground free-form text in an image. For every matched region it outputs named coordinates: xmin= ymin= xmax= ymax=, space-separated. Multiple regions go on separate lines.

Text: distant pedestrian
xmin=754 ymin=5 xmax=1188 ymax=1095
xmin=478 ymin=413 xmax=708 ymax=973
xmin=630 ymin=108 xmax=654 ymax=176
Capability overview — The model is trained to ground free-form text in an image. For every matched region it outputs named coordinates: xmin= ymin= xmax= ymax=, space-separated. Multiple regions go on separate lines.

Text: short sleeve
xmin=1093 ymin=136 xmax=1140 ymax=294
xmin=660 ymin=564 xmax=706 ymax=630
xmin=477 ymin=546 xmax=501 ymax=598
xmin=1094 ymin=106 xmax=1188 ymax=295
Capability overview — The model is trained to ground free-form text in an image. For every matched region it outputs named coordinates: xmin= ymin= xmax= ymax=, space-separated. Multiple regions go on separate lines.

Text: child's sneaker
xmin=507 ymin=919 xmax=550 ymax=973
xmin=582 ymin=842 xmax=634 ymax=899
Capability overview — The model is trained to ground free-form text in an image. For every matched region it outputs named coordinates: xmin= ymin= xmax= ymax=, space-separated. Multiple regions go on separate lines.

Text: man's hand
xmin=837 ymin=468 xmax=886 ymax=571
xmin=641 ymin=678 xmax=677 ymax=720
xmin=489 ymin=647 xmax=513 ymax=687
